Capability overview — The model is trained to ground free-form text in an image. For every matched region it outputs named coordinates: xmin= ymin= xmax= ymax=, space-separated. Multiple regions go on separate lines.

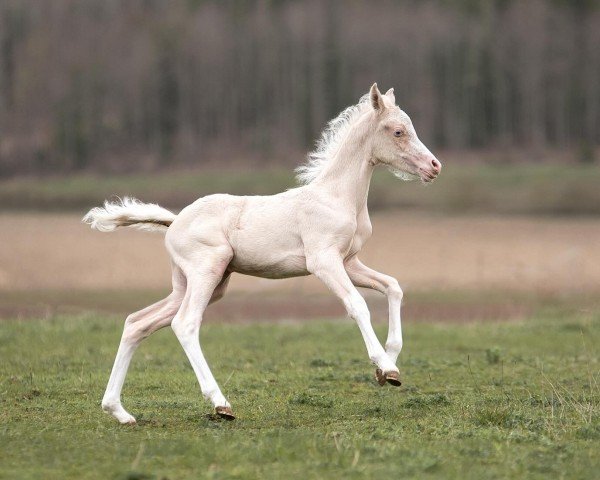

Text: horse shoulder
xmin=297 ymin=197 xmax=356 ymax=256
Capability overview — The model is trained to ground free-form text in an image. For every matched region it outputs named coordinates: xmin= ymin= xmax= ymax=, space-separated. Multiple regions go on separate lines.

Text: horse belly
xmin=228 ymin=252 xmax=309 ymax=279
xmin=226 ymin=192 xmax=310 ymax=278
xmin=228 ymin=222 xmax=309 ymax=278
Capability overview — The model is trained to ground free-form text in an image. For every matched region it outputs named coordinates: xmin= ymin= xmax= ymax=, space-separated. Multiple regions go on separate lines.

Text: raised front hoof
xmin=215 ymin=406 xmax=236 ymax=420
xmin=375 ymin=368 xmax=402 ymax=387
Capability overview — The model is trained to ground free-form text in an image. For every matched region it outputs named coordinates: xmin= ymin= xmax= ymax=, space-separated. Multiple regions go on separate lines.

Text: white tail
xmin=82 ymin=197 xmax=176 ymax=233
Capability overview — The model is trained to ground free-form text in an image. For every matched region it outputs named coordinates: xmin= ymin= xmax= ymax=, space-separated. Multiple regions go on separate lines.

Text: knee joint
xmin=122 ymin=314 xmax=143 ymax=344
xmin=388 ymin=281 xmax=403 ymax=301
xmin=345 ymin=293 xmax=369 ymax=320
xmin=123 ymin=313 xmax=137 ymax=328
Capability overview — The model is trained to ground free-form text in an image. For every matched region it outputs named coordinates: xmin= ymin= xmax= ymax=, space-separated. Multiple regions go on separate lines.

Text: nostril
xmin=431 ymin=158 xmax=441 ymax=171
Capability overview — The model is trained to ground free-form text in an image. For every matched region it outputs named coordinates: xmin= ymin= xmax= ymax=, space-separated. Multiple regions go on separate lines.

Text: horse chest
xmin=345 ymin=218 xmax=372 ymax=256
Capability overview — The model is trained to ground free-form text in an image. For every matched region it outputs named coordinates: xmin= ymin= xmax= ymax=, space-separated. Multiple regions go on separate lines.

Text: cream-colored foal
xmin=84 ymin=83 xmax=442 ymax=423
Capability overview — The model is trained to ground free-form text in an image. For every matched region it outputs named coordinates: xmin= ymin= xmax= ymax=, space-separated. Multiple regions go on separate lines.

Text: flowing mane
xmin=295 ymin=93 xmax=371 ymax=185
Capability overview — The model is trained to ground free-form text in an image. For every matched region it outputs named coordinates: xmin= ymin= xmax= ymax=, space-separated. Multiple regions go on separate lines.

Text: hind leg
xmin=171 ymin=248 xmax=235 ymax=419
xmin=102 ymin=266 xmax=185 ymax=424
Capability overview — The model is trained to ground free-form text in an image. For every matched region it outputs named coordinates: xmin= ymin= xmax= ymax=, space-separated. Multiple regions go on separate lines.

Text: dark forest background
xmin=1 ymin=0 xmax=599 ymax=177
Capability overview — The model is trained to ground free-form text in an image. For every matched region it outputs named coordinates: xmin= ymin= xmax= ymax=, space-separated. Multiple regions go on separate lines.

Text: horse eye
xmin=394 ymin=129 xmax=403 ymax=137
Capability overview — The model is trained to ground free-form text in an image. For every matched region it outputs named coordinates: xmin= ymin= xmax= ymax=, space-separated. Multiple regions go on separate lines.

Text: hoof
xmin=375 ymin=368 xmax=402 ymax=387
xmin=215 ymin=406 xmax=236 ymax=420
xmin=102 ymin=402 xmax=137 ymax=424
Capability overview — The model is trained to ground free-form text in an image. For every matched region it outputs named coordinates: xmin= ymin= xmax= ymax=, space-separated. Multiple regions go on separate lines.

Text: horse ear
xmin=369 ymin=83 xmax=385 ymax=111
xmin=385 ymin=88 xmax=396 ymax=104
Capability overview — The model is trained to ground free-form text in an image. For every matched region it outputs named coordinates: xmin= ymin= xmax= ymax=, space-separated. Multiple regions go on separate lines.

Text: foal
xmin=84 ymin=84 xmax=442 ymax=423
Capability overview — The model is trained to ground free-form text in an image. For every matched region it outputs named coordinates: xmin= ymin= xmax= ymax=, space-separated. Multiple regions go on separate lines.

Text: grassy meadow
xmin=1 ymin=306 xmax=598 ymax=479
xmin=1 ymin=160 xmax=599 ymax=478
xmin=2 ymin=163 xmax=600 ymax=215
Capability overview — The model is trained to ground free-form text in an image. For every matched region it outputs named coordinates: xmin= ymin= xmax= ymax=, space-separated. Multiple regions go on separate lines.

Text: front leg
xmin=345 ymin=256 xmax=403 ymax=366
xmin=306 ymin=252 xmax=398 ymax=376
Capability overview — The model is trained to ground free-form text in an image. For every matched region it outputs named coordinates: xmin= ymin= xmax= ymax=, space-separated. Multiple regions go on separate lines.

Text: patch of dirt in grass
xmin=1 ymin=212 xmax=599 ymax=322
xmin=2 ymin=212 xmax=600 ymax=294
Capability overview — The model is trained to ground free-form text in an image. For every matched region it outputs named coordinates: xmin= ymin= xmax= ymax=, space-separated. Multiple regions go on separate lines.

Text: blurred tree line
xmin=0 ymin=0 xmax=599 ymax=177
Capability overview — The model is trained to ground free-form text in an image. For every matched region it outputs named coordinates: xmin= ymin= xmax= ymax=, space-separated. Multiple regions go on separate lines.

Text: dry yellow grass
xmin=1 ymin=211 xmax=599 ymax=295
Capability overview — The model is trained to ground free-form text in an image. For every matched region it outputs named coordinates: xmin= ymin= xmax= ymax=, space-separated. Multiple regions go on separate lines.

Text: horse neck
xmin=312 ymin=124 xmax=375 ymax=213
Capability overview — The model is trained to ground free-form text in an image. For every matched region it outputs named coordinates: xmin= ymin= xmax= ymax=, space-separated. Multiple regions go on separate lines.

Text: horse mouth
xmin=389 ymin=165 xmax=419 ymax=181
xmin=418 ymin=168 xmax=438 ymax=183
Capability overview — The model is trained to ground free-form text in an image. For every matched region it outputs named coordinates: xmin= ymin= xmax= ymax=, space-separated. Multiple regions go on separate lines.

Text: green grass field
xmin=1 ymin=309 xmax=598 ymax=479
xmin=2 ymin=163 xmax=600 ymax=215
